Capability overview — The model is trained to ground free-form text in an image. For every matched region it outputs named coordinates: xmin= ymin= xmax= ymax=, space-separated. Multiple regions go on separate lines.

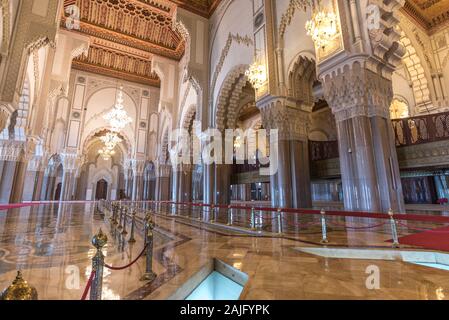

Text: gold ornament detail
xmin=1 ymin=271 xmax=38 ymax=300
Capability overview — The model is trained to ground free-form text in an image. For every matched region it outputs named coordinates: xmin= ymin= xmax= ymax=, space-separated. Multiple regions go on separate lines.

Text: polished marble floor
xmin=1 ymin=203 xmax=449 ymax=300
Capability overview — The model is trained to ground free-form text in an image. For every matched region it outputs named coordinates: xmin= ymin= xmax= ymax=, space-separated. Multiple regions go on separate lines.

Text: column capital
xmin=61 ymin=152 xmax=83 ymax=173
xmin=321 ymin=62 xmax=393 ymax=122
xmin=257 ymin=95 xmax=310 ymax=141
xmin=0 ymin=140 xmax=25 ymax=162
xmin=130 ymin=159 xmax=146 ymax=176
xmin=157 ymin=163 xmax=172 ymax=178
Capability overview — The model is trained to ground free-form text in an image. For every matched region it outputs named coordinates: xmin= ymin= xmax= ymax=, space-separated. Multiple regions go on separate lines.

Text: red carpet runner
xmin=395 ymin=226 xmax=449 ymax=252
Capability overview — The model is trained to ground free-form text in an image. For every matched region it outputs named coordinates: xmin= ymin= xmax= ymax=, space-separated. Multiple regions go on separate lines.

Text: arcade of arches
xmin=1 ymin=0 xmax=449 ymax=300
xmin=1 ymin=0 xmax=449 ymax=211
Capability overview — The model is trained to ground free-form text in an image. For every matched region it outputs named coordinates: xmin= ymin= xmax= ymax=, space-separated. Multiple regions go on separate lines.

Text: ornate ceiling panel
xmin=169 ymin=0 xmax=221 ymax=17
xmin=63 ymin=0 xmax=190 ymax=86
xmin=404 ymin=0 xmax=449 ymax=30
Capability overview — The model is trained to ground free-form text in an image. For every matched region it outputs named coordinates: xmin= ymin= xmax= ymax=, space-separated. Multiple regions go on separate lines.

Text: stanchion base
xmin=140 ymin=272 xmax=157 ymax=282
xmin=128 ymin=238 xmax=136 ymax=244
xmin=392 ymin=243 xmax=400 ymax=249
xmin=121 ymin=231 xmax=128 ymax=236
xmin=320 ymin=239 xmax=329 ymax=244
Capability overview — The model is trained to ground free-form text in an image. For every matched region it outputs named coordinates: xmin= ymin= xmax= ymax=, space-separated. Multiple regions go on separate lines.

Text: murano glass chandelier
xmin=245 ymin=60 xmax=267 ymax=90
xmin=98 ymin=86 xmax=132 ymax=160
xmin=98 ymin=146 xmax=116 ymax=161
xmin=103 ymin=86 xmax=132 ymax=132
xmin=98 ymin=85 xmax=132 ymax=159
xmin=305 ymin=0 xmax=339 ymax=50
xmin=100 ymin=131 xmax=122 ymax=150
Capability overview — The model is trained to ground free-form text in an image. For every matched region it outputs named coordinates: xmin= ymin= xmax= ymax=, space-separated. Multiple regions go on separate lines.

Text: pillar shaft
xmin=323 ymin=65 xmax=405 ymax=212
xmin=259 ymin=96 xmax=312 ymax=208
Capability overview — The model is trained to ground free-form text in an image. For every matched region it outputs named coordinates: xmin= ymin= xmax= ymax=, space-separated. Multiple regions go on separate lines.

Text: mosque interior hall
xmin=2 ymin=0 xmax=449 ymax=301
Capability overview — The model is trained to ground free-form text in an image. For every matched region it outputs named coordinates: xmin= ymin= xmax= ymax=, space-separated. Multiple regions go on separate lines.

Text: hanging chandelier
xmin=98 ymin=85 xmax=131 ymax=159
xmin=103 ymin=86 xmax=132 ymax=132
xmin=305 ymin=1 xmax=339 ymax=50
xmin=100 ymin=131 xmax=122 ymax=150
xmin=245 ymin=60 xmax=267 ymax=90
xmin=98 ymin=146 xmax=116 ymax=161
xmin=245 ymin=48 xmax=267 ymax=90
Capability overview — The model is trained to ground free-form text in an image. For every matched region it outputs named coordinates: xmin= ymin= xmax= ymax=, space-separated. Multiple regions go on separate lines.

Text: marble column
xmin=434 ymin=175 xmax=449 ymax=200
xmin=131 ymin=160 xmax=145 ymax=201
xmin=178 ymin=164 xmax=193 ymax=203
xmin=322 ymin=64 xmax=405 ymax=212
xmin=123 ymin=167 xmax=130 ymax=199
xmin=60 ymin=170 xmax=76 ymax=201
xmin=203 ymin=164 xmax=215 ymax=205
xmin=261 ymin=183 xmax=270 ymax=201
xmin=0 ymin=161 xmax=18 ymax=203
xmin=214 ymin=164 xmax=232 ymax=205
xmin=75 ymin=167 xmax=88 ymax=200
xmin=43 ymin=172 xmax=56 ymax=200
xmin=156 ymin=164 xmax=171 ymax=201
xmin=32 ymin=169 xmax=45 ymax=201
xmin=259 ymin=97 xmax=312 ymax=208
xmin=60 ymin=153 xmax=81 ymax=201
xmin=171 ymin=166 xmax=180 ymax=202
xmin=22 ymin=157 xmax=43 ymax=202
xmin=0 ymin=141 xmax=27 ymax=203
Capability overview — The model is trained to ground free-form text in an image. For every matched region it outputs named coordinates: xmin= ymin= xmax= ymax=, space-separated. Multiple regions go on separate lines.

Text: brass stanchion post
xmin=389 ymin=209 xmax=400 ymax=248
xmin=128 ymin=209 xmax=136 ymax=244
xmin=320 ymin=209 xmax=329 ymax=244
xmin=227 ymin=205 xmax=233 ymax=226
xmin=141 ymin=214 xmax=157 ymax=282
xmin=251 ymin=207 xmax=256 ymax=230
xmin=121 ymin=208 xmax=128 ymax=235
xmin=90 ymin=229 xmax=108 ymax=300
xmin=118 ymin=207 xmax=124 ymax=230
xmin=277 ymin=208 xmax=283 ymax=234
xmin=210 ymin=204 xmax=215 ymax=223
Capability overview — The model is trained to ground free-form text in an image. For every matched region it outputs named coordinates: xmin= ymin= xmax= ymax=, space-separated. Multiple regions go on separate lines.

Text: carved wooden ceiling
xmin=169 ymin=0 xmax=221 ymax=17
xmin=63 ymin=0 xmax=190 ymax=87
xmin=404 ymin=0 xmax=449 ymax=31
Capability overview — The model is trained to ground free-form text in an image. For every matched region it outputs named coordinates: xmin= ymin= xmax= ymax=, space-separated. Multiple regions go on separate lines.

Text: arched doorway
xmin=95 ymin=179 xmax=108 ymax=200
xmin=54 ymin=183 xmax=62 ymax=201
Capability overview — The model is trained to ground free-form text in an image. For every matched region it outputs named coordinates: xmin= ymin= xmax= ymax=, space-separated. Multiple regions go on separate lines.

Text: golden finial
xmin=388 ymin=208 xmax=394 ymax=218
xmin=92 ymin=228 xmax=108 ymax=249
xmin=1 ymin=271 xmax=38 ymax=300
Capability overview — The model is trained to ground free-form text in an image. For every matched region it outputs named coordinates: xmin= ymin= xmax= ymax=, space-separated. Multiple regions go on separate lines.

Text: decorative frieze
xmin=258 ymin=96 xmax=309 ymax=141
xmin=0 ymin=140 xmax=25 ymax=162
xmin=322 ymin=62 xmax=393 ymax=122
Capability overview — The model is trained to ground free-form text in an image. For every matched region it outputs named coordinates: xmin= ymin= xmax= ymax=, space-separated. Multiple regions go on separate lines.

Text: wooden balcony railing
xmin=232 ymin=159 xmax=270 ymax=175
xmin=309 ymin=140 xmax=339 ymax=161
xmin=392 ymin=111 xmax=449 ymax=147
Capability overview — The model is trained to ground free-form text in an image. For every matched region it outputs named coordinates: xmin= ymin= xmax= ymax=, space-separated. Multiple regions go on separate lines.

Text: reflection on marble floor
xmin=1 ymin=203 xmax=449 ymax=300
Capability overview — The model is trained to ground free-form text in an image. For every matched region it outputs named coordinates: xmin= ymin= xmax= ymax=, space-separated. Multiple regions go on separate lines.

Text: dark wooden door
xmin=402 ymin=177 xmax=437 ymax=204
xmin=95 ymin=179 xmax=108 ymax=200
xmin=54 ymin=183 xmax=62 ymax=201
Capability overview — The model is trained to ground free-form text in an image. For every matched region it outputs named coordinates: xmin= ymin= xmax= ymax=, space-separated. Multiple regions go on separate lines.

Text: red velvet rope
xmin=115 ymin=200 xmax=449 ymax=224
xmin=81 ymin=270 xmax=96 ymax=301
xmin=397 ymin=221 xmax=449 ymax=233
xmin=327 ymin=221 xmax=388 ymax=230
xmin=104 ymin=243 xmax=148 ymax=271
